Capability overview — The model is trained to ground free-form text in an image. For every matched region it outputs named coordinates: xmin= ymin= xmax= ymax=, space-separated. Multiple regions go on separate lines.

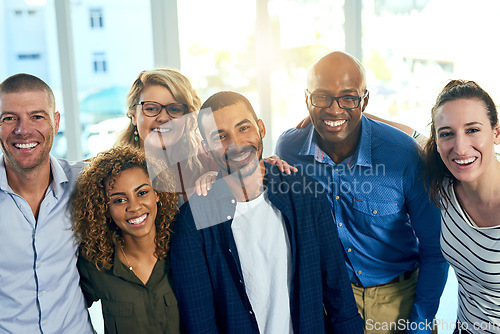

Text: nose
xmin=155 ymin=107 xmax=173 ymax=123
xmin=13 ymin=118 xmax=33 ymax=136
xmin=126 ymin=197 xmax=142 ymax=212
xmin=454 ymin=133 xmax=470 ymax=155
xmin=324 ymin=100 xmax=344 ymax=115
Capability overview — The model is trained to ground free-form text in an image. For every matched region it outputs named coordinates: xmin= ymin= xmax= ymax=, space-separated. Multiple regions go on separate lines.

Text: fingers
xmin=263 ymin=156 xmax=297 ymax=174
xmin=195 ymin=171 xmax=218 ymax=196
xmin=295 ymin=115 xmax=311 ymax=129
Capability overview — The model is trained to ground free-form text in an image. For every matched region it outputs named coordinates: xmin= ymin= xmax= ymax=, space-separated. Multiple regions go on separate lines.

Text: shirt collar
xmin=0 ymin=155 xmax=68 ymax=197
xmin=301 ymin=115 xmax=373 ymax=167
xmin=49 ymin=156 xmax=69 ymax=199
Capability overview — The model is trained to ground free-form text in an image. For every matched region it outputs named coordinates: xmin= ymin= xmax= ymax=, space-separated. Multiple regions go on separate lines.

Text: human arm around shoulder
xmin=404 ymin=158 xmax=449 ymax=333
xmin=170 ymin=204 xmax=219 ymax=333
xmin=317 ymin=194 xmax=364 ymax=333
xmin=77 ymin=253 xmax=99 ymax=308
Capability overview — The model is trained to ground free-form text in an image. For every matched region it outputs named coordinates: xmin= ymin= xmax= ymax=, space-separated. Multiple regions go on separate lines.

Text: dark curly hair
xmin=72 ymin=146 xmax=178 ymax=270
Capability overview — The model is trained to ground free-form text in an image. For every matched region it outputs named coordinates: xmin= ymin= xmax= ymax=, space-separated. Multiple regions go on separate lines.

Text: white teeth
xmin=14 ymin=142 xmax=37 ymax=149
xmin=454 ymin=157 xmax=476 ymax=165
xmin=230 ymin=151 xmax=251 ymax=162
xmin=127 ymin=214 xmax=147 ymax=225
xmin=324 ymin=120 xmax=346 ymax=127
xmin=153 ymin=128 xmax=171 ymax=133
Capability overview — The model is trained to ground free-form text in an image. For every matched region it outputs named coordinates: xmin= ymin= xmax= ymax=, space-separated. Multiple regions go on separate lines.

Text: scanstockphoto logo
xmin=365 ymin=318 xmax=500 ymax=333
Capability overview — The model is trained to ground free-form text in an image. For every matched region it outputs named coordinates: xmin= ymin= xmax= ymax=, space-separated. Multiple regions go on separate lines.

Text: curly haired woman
xmin=72 ymin=146 xmax=179 ymax=334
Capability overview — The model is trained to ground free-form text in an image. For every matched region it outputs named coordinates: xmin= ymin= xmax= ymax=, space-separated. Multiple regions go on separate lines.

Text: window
xmin=89 ymin=8 xmax=103 ymax=28
xmin=92 ymin=52 xmax=107 ymax=73
xmin=18 ymin=53 xmax=41 ymax=60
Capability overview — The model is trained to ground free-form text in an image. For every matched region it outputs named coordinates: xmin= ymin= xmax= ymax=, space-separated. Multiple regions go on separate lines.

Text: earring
xmin=134 ymin=126 xmax=139 ymax=142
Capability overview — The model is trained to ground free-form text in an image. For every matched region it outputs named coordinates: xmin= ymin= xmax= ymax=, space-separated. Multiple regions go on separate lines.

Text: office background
xmin=3 ymin=0 xmax=500 ymax=332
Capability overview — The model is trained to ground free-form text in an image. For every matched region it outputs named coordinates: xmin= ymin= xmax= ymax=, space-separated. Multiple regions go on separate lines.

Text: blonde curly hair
xmin=72 ymin=146 xmax=178 ymax=270
xmin=115 ymin=68 xmax=202 ymax=172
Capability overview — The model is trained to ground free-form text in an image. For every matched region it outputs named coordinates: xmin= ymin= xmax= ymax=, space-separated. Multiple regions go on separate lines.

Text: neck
xmin=4 ymin=159 xmax=52 ymax=218
xmin=223 ymin=161 xmax=265 ymax=202
xmin=122 ymin=231 xmax=157 ymax=257
xmin=456 ymin=159 xmax=500 ymax=205
xmin=316 ymin=128 xmax=362 ymax=165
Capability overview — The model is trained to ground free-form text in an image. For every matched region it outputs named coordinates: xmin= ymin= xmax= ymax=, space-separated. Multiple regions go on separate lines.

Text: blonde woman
xmin=116 ymin=68 xmax=296 ymax=202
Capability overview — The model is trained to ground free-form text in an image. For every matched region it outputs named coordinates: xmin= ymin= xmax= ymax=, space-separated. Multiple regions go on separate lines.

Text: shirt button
xmin=338 ymin=223 xmax=343 ymax=227
xmin=228 ymin=249 xmax=232 ymax=253
xmin=239 ymin=280 xmax=243 ymax=283
xmin=335 ymin=195 xmax=340 ymax=200
xmin=334 ymin=168 xmax=338 ymax=172
xmin=226 ymin=215 xmax=232 ymax=220
xmin=372 ymin=210 xmax=378 ymax=214
xmin=231 ymin=199 xmax=235 ymax=204
xmin=43 ymin=320 xmax=48 ymax=325
xmin=41 ymin=290 xmax=46 ymax=295
xmin=347 ymin=248 xmax=352 ymax=252
xmin=249 ymin=311 xmax=253 ymax=315
xmin=357 ymin=270 xmax=362 ymax=275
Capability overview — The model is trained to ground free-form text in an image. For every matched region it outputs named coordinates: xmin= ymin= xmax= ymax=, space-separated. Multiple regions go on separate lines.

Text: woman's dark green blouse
xmin=78 ymin=251 xmax=180 ymax=334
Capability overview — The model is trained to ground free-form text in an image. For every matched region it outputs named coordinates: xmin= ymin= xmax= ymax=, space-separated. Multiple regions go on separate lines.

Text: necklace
xmin=120 ymin=247 xmax=133 ymax=271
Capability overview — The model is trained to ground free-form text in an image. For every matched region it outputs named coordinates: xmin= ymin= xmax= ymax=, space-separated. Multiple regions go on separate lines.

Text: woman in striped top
xmin=422 ymin=80 xmax=500 ymax=334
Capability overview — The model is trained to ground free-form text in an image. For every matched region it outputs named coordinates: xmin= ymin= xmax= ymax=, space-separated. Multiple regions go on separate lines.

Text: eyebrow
xmin=314 ymin=89 xmax=359 ymax=95
xmin=109 ymin=183 xmax=149 ymax=197
xmin=437 ymin=122 xmax=483 ymax=132
xmin=208 ymin=119 xmax=253 ymax=139
xmin=0 ymin=109 xmax=49 ymax=116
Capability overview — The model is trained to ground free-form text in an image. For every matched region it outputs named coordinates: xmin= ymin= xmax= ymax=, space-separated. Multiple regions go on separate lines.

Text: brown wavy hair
xmin=115 ymin=68 xmax=202 ymax=172
xmin=422 ymin=79 xmax=498 ymax=208
xmin=72 ymin=146 xmax=178 ymax=270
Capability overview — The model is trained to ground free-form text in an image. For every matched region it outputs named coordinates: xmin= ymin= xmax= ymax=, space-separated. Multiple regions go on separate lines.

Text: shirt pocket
xmin=352 ymin=197 xmax=401 ymax=233
xmin=162 ymin=291 xmax=180 ymax=333
xmin=101 ymin=300 xmax=136 ymax=334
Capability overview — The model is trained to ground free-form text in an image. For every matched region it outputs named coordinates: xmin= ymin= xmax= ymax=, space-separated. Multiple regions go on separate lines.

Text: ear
xmin=155 ymin=191 xmax=160 ymax=203
xmin=258 ymin=119 xmax=266 ymax=139
xmin=304 ymin=90 xmax=310 ymax=108
xmin=361 ymin=91 xmax=369 ymax=112
xmin=54 ymin=111 xmax=61 ymax=134
xmin=131 ymin=110 xmax=138 ymax=126
xmin=493 ymin=122 xmax=500 ymax=145
xmin=201 ymin=139 xmax=210 ymax=157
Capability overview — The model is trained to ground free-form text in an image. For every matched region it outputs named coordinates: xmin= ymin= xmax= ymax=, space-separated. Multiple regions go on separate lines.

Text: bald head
xmin=307 ymin=51 xmax=366 ymax=94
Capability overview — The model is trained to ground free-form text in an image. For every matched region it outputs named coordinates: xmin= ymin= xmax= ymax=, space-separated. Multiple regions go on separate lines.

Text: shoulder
xmin=366 ymin=117 xmax=420 ymax=158
xmin=54 ymin=158 xmax=88 ymax=179
xmin=275 ymin=123 xmax=312 ymax=156
xmin=266 ymin=163 xmax=327 ymax=202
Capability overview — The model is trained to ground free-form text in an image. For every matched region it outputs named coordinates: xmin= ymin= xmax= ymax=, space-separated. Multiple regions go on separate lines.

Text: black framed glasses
xmin=135 ymin=101 xmax=188 ymax=118
xmin=306 ymin=90 xmax=368 ymax=110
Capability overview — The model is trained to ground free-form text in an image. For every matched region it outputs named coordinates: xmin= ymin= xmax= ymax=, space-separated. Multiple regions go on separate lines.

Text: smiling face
xmin=0 ymin=90 xmax=59 ymax=174
xmin=434 ymin=98 xmax=500 ymax=183
xmin=201 ymin=102 xmax=265 ymax=179
xmin=132 ymin=85 xmax=186 ymax=149
xmin=307 ymin=52 xmax=368 ymax=161
xmin=106 ymin=167 xmax=159 ymax=241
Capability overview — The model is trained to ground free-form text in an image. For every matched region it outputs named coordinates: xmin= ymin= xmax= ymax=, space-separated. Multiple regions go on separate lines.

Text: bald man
xmin=276 ymin=51 xmax=448 ymax=334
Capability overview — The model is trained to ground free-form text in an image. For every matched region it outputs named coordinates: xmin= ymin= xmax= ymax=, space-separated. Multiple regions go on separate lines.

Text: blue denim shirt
xmin=170 ymin=163 xmax=363 ymax=334
xmin=275 ymin=116 xmax=449 ymax=333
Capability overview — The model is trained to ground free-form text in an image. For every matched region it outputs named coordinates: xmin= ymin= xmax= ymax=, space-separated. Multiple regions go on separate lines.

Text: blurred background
xmin=3 ymin=0 xmax=498 ymax=332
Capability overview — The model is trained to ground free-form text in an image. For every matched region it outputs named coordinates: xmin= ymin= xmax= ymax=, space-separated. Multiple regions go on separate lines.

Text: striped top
xmin=440 ymin=180 xmax=500 ymax=334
